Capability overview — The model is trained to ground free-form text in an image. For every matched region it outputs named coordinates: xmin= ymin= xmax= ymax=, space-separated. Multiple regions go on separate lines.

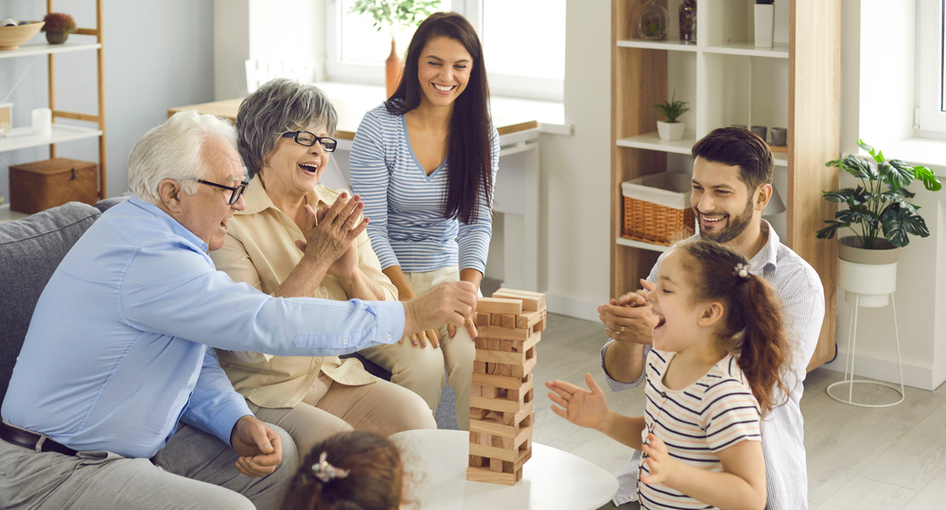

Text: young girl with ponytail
xmin=546 ymin=239 xmax=791 ymax=510
xmin=281 ymin=431 xmax=407 ymax=510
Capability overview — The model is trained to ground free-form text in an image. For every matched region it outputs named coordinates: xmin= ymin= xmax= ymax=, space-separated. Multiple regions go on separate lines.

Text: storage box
xmin=9 ymin=158 xmax=98 ymax=214
xmin=621 ymin=171 xmax=695 ymax=246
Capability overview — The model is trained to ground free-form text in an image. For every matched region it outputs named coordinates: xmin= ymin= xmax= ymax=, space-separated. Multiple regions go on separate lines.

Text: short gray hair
xmin=237 ymin=78 xmax=338 ymax=179
xmin=128 ymin=110 xmax=239 ymax=205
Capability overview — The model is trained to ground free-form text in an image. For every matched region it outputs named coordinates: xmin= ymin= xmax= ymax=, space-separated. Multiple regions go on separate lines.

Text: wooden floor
xmin=531 ymin=312 xmax=946 ymax=510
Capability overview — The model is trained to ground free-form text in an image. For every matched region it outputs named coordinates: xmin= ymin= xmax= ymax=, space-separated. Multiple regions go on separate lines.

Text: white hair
xmin=127 ymin=110 xmax=239 ymax=205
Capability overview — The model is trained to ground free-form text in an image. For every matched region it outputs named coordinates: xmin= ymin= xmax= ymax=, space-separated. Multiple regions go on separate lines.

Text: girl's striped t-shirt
xmin=349 ymin=104 xmax=499 ymax=274
xmin=639 ymin=349 xmax=762 ymax=510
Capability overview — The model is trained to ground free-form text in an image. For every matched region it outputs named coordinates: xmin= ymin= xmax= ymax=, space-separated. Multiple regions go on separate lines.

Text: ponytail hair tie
xmin=733 ymin=263 xmax=751 ymax=280
xmin=311 ymin=451 xmax=350 ymax=483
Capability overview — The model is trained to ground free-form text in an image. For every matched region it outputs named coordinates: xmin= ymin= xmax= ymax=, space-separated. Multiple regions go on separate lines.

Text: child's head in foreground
xmin=282 ymin=431 xmax=404 ymax=510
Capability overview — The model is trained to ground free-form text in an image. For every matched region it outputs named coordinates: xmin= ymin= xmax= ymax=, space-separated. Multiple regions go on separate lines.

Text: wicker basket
xmin=9 ymin=158 xmax=98 ymax=214
xmin=621 ymin=171 xmax=695 ymax=246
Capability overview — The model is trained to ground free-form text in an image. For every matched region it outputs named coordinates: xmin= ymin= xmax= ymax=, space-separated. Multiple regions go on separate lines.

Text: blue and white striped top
xmin=349 ymin=104 xmax=499 ymax=274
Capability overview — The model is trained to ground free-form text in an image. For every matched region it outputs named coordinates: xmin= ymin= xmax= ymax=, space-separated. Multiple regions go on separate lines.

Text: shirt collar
xmin=748 ymin=220 xmax=779 ymax=275
xmin=127 ymin=196 xmax=209 ymax=253
xmin=238 ymin=175 xmax=328 ymax=216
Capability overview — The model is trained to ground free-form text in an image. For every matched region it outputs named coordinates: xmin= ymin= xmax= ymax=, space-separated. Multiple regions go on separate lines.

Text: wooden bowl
xmin=0 ymin=22 xmax=45 ymax=50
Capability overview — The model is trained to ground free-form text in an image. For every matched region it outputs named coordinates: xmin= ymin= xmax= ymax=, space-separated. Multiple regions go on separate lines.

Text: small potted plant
xmin=754 ymin=0 xmax=775 ymax=48
xmin=653 ymin=90 xmax=690 ymax=141
xmin=41 ymin=12 xmax=76 ymax=45
xmin=817 ymin=140 xmax=942 ymax=304
xmin=349 ymin=0 xmax=440 ymax=97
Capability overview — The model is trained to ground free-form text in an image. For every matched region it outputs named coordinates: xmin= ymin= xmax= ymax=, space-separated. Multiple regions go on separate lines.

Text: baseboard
xmin=544 ymin=291 xmax=601 ymax=323
xmin=821 ymin=350 xmax=934 ymax=391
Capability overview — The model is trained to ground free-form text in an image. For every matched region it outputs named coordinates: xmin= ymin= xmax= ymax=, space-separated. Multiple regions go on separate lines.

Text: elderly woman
xmin=209 ymin=78 xmax=435 ymax=457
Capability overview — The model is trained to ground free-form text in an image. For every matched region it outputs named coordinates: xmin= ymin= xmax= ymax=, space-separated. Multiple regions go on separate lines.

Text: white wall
xmin=822 ymin=0 xmax=946 ymax=391
xmin=0 ymin=0 xmax=215 ymax=200
xmin=537 ymin=0 xmax=612 ymax=321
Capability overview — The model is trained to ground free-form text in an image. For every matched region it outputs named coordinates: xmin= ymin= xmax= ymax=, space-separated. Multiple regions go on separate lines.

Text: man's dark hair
xmin=691 ymin=127 xmax=774 ymax=191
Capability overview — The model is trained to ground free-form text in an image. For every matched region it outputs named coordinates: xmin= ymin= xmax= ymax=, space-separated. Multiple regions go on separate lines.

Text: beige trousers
xmin=359 ymin=266 xmax=477 ymax=430
xmin=248 ymin=372 xmax=435 ymax=462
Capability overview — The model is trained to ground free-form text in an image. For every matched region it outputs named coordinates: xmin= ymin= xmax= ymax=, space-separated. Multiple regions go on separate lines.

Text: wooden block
xmin=475 ymin=337 xmax=489 ymax=350
xmin=469 ymin=431 xmax=480 ymax=444
xmin=515 ymin=310 xmax=545 ymax=330
xmin=507 ymin=355 xmax=538 ymax=378
xmin=501 ymin=314 xmax=516 ymax=329
xmin=470 ymin=408 xmax=488 ymax=420
xmin=469 ymin=442 xmax=531 ymax=462
xmin=475 ymin=349 xmax=525 ymax=366
xmin=476 ymin=312 xmax=490 ymax=327
xmin=490 ymin=457 xmax=504 ymax=473
xmin=490 ymin=313 xmax=504 ymax=326
xmin=476 ymin=297 xmax=523 ymax=315
xmin=470 ymin=384 xmax=483 ymax=398
xmin=469 ymin=454 xmax=484 ymax=467
xmin=472 ymin=383 xmax=499 ymax=399
xmin=486 ymin=362 xmax=501 ymax=375
xmin=471 ymin=395 xmax=521 ymax=413
xmin=476 ymin=325 xmax=531 ymax=341
xmin=466 ymin=466 xmax=517 ymax=486
xmin=473 ymin=361 xmax=488 ymax=375
xmin=492 ymin=288 xmax=546 ymax=312
xmin=535 ymin=310 xmax=547 ymax=333
xmin=472 ymin=372 xmax=530 ymax=390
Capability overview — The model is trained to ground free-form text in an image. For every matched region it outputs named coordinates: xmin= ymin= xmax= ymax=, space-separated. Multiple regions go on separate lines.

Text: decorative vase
xmin=656 ymin=121 xmax=685 ymax=141
xmin=837 ymin=237 xmax=899 ymax=308
xmin=385 ymin=39 xmax=402 ymax=99
xmin=754 ymin=4 xmax=774 ymax=48
xmin=633 ymin=0 xmax=668 ymax=41
xmin=45 ymin=31 xmax=68 ymax=44
xmin=679 ymin=0 xmax=696 ymax=44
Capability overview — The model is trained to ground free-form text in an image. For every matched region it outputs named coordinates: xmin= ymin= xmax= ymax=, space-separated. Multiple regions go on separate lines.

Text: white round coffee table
xmin=390 ymin=429 xmax=618 ymax=510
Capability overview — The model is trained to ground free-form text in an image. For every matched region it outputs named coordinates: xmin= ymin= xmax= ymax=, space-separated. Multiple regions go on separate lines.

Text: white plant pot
xmin=837 ymin=237 xmax=900 ymax=308
xmin=657 ymin=121 xmax=685 ymax=141
xmin=754 ymin=4 xmax=774 ymax=48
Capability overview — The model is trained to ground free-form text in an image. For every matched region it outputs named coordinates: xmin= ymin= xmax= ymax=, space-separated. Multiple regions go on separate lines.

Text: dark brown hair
xmin=691 ymin=127 xmax=774 ymax=192
xmin=385 ymin=11 xmax=493 ymax=224
xmin=281 ymin=431 xmax=403 ymax=510
xmin=678 ymin=239 xmax=791 ymax=417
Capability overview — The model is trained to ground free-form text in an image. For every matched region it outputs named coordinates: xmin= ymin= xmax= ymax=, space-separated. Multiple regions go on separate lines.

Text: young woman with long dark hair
xmin=349 ymin=12 xmax=497 ymax=431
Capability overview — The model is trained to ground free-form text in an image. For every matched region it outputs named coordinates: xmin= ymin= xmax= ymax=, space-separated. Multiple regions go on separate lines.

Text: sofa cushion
xmin=0 ymin=202 xmax=101 ymax=404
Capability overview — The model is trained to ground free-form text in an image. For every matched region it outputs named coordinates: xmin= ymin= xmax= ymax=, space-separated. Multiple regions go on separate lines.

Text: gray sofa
xmin=0 ymin=200 xmax=455 ymax=428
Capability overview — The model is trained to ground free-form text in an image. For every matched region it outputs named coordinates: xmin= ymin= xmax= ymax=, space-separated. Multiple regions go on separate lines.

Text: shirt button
xmin=319 ymin=286 xmax=328 ymax=295
xmin=343 ymin=338 xmax=349 ymax=345
xmin=315 ymin=357 xmax=322 ymax=363
xmin=386 ymin=334 xmax=392 ymax=341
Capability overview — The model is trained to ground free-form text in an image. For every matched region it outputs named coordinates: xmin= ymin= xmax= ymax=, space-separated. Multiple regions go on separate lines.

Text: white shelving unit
xmin=611 ymin=0 xmax=842 ymax=369
xmin=0 ymin=1 xmax=106 ymax=222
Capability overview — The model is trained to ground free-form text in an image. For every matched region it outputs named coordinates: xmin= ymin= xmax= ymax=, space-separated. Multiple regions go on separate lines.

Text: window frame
xmin=916 ymin=0 xmax=946 ymax=137
xmin=323 ymin=0 xmax=563 ymax=101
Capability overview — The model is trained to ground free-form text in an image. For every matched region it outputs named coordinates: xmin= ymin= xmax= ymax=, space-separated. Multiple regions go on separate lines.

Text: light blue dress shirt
xmin=1 ymin=197 xmax=404 ymax=459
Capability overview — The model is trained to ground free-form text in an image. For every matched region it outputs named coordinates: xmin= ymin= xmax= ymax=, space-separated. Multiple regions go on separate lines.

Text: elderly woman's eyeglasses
xmin=188 ymin=178 xmax=249 ymax=205
xmin=282 ymin=131 xmax=337 ymax=152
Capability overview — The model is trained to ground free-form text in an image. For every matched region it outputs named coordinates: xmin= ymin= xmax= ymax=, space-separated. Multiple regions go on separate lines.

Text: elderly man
xmin=0 ymin=110 xmax=476 ymax=510
xmin=598 ymin=127 xmax=825 ymax=510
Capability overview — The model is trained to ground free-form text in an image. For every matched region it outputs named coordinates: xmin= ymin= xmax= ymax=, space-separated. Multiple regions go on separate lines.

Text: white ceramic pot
xmin=754 ymin=4 xmax=774 ymax=48
xmin=657 ymin=121 xmax=685 ymax=141
xmin=837 ymin=237 xmax=900 ymax=307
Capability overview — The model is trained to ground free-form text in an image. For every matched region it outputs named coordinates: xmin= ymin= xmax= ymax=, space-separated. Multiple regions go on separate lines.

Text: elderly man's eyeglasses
xmin=189 ymin=178 xmax=249 ymax=205
xmin=282 ymin=131 xmax=338 ymax=152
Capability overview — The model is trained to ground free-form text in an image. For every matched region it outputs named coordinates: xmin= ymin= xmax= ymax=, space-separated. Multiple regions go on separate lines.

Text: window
xmin=916 ymin=0 xmax=946 ymax=137
xmin=325 ymin=0 xmax=565 ymax=101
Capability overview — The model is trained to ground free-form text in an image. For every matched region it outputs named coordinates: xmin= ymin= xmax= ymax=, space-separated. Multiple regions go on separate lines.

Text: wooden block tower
xmin=466 ymin=288 xmax=547 ymax=486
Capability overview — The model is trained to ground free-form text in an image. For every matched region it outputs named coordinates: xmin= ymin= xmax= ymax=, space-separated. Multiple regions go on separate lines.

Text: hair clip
xmin=311 ymin=451 xmax=350 ymax=483
xmin=733 ymin=263 xmax=751 ymax=279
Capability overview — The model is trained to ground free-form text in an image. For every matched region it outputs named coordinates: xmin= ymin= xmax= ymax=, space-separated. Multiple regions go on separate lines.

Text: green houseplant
xmin=41 ymin=12 xmax=76 ymax=45
xmin=349 ymin=0 xmax=441 ymax=97
xmin=817 ymin=139 xmax=942 ymax=250
xmin=653 ymin=90 xmax=690 ymax=141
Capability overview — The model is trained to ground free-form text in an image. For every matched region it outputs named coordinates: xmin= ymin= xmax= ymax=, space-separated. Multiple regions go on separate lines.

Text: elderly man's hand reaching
xmin=402 ymin=281 xmax=478 ymax=339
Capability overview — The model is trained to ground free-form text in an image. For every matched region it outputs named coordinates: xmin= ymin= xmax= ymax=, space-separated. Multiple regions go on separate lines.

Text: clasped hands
xmin=293 ymin=192 xmax=365 ymax=282
xmin=598 ymin=278 xmax=659 ymax=345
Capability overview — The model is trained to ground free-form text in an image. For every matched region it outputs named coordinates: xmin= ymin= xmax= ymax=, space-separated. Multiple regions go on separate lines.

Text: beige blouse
xmin=209 ymin=176 xmax=398 ymax=408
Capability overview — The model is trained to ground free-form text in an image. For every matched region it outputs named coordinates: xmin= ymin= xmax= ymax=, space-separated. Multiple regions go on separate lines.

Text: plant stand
xmin=826 ymin=259 xmax=905 ymax=407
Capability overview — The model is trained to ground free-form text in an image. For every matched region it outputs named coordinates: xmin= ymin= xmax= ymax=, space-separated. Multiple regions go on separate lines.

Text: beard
xmin=697 ymin=196 xmax=755 ymax=244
